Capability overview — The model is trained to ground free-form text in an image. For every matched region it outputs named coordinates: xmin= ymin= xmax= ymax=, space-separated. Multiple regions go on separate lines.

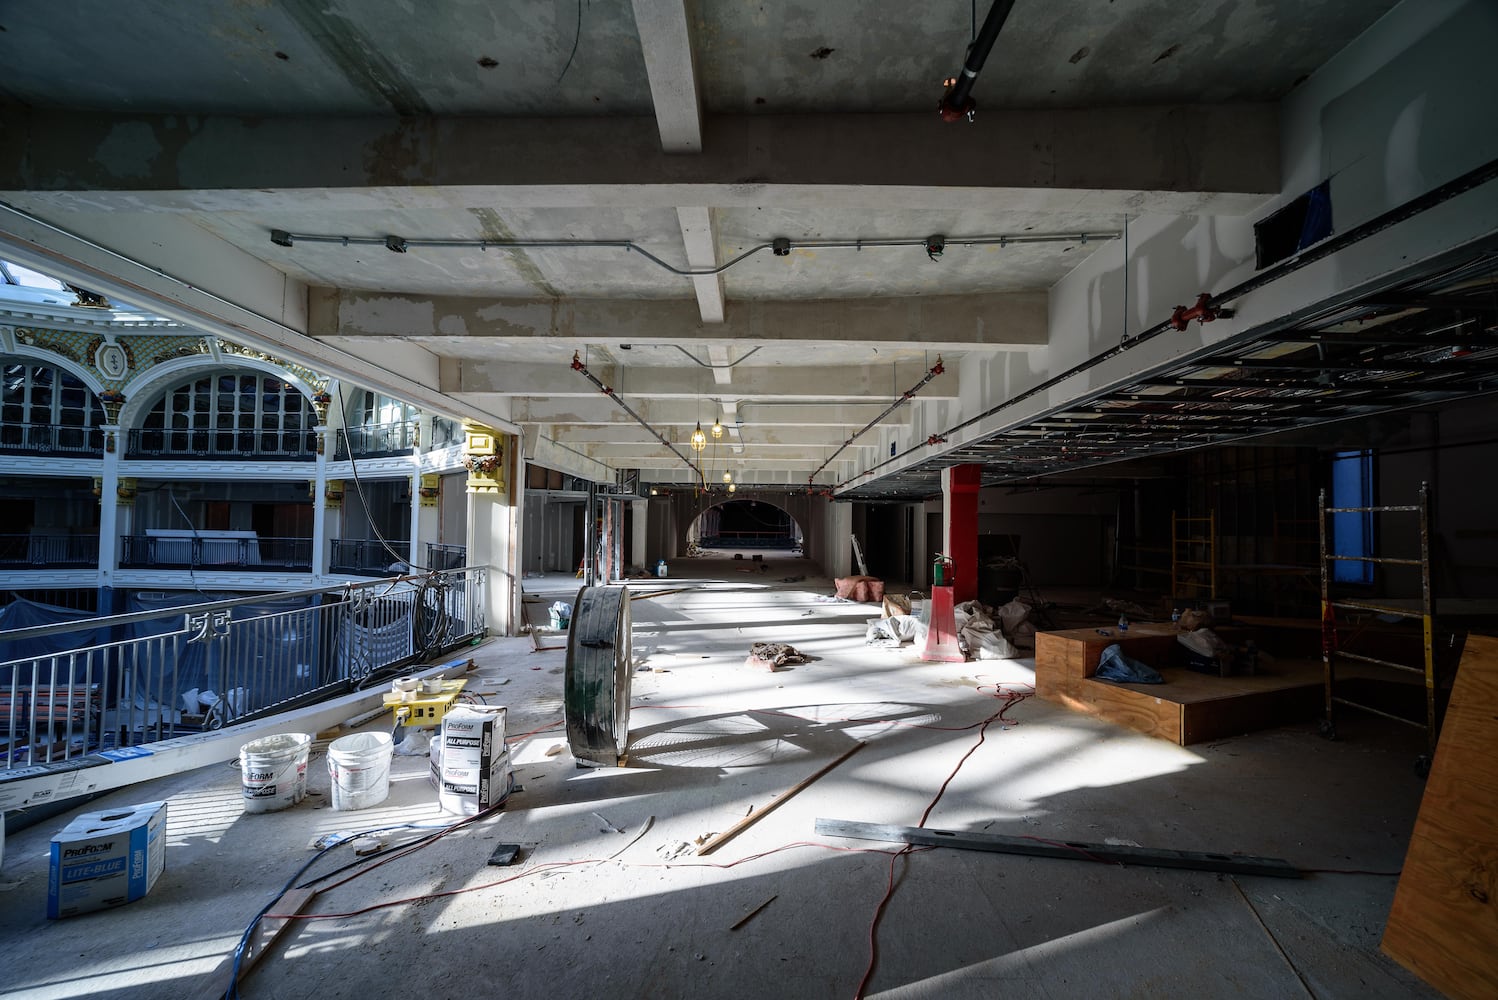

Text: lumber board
xmin=697 ymin=741 xmax=865 ymax=855
xmin=814 ymin=819 xmax=1302 ymax=878
xmin=1382 ymin=634 xmax=1498 ymax=1000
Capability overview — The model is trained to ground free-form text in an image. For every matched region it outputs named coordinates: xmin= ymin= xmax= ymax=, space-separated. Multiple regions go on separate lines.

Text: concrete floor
xmin=0 ymin=553 xmax=1440 ymax=999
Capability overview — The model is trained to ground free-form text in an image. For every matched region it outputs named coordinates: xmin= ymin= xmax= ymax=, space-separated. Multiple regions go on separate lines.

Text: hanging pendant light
xmin=711 ymin=417 xmax=724 ymax=439
xmin=722 ymin=470 xmax=732 ymax=483
xmin=690 ymin=422 xmax=707 ymax=452
xmin=728 ymin=482 xmax=736 ymax=493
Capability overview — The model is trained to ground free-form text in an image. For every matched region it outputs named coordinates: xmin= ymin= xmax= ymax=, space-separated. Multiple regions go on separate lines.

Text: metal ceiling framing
xmin=840 ymin=247 xmax=1498 ymax=501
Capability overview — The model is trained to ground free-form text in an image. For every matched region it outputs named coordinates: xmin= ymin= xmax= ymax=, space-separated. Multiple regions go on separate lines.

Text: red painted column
xmin=943 ymin=464 xmax=982 ymax=604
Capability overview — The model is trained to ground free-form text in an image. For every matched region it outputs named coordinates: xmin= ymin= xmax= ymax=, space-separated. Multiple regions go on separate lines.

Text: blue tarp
xmin=0 ymin=597 xmax=108 ymax=684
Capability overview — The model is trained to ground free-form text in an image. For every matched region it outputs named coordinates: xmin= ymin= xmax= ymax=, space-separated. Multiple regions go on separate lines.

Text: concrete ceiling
xmin=0 ymin=0 xmax=1410 ymax=491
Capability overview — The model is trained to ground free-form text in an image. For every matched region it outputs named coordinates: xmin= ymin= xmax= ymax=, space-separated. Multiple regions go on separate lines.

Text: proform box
xmin=439 ymin=706 xmax=511 ymax=815
xmin=48 ymin=801 xmax=167 ymax=919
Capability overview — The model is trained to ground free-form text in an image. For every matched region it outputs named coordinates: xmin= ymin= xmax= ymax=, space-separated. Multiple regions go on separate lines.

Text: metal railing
xmin=126 ymin=427 xmax=318 ymax=459
xmin=698 ymin=530 xmax=799 ymax=549
xmin=330 ymin=538 xmax=412 ymax=575
xmin=120 ymin=534 xmax=314 ymax=571
xmin=0 ymin=534 xmax=100 ymax=568
xmin=336 ymin=421 xmax=416 ymax=458
xmin=0 ymin=566 xmax=486 ymax=769
xmin=0 ymin=422 xmax=104 ymax=456
xmin=426 ymin=542 xmax=467 ymax=571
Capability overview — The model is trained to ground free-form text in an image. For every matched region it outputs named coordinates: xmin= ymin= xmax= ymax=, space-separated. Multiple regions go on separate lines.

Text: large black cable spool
xmin=564 ymin=585 xmax=632 ymax=766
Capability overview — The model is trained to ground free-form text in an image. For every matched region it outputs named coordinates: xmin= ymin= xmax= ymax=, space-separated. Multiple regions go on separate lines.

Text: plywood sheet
xmin=1382 ymin=634 xmax=1498 ymax=1000
xmin=1055 ymin=680 xmax=1183 ymax=743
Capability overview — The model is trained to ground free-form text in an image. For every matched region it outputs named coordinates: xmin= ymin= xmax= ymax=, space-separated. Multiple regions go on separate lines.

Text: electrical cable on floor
xmin=853 ymin=682 xmax=1033 ymax=1000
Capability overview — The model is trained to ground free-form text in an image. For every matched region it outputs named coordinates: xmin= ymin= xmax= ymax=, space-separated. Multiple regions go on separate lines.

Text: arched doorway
xmin=687 ymin=499 xmax=803 ymax=554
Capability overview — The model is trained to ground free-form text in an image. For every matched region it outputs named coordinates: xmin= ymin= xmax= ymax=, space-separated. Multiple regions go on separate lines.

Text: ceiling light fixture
xmin=728 ymin=482 xmax=736 ymax=493
xmin=690 ymin=423 xmax=707 ymax=452
xmin=722 ymin=471 xmax=732 ymax=483
xmin=711 ymin=418 xmax=724 ymax=439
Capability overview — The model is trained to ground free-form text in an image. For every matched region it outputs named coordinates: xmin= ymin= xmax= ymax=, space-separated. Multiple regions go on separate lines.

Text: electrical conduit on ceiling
xmin=268 ymin=230 xmax=1119 ymax=278
xmin=808 ymin=356 xmax=945 ymax=490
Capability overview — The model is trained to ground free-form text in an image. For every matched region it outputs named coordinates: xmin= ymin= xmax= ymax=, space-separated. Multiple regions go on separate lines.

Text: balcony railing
xmin=0 ymin=534 xmax=100 ymax=568
xmin=426 ymin=542 xmax=467 ymax=571
xmin=0 ymin=566 xmax=487 ymax=768
xmin=698 ymin=530 xmax=799 ymax=549
xmin=0 ymin=423 xmax=104 ymax=456
xmin=120 ymin=534 xmax=314 ymax=571
xmin=330 ymin=538 xmax=412 ymax=576
xmin=336 ymin=420 xmax=416 ymax=458
xmin=126 ymin=427 xmax=319 ymax=460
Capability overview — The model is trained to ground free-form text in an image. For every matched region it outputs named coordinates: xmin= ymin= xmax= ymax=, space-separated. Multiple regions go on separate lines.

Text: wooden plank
xmin=815 ymin=819 xmax=1302 ymax=879
xmin=194 ymin=886 xmax=318 ymax=999
xmin=1382 ymin=634 xmax=1498 ymax=1000
xmin=697 ymin=741 xmax=865 ymax=855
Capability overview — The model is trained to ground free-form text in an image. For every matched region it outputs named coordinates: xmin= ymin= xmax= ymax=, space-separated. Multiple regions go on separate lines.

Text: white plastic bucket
xmin=328 ymin=732 xmax=393 ymax=811
xmin=240 ymin=733 xmax=311 ymax=813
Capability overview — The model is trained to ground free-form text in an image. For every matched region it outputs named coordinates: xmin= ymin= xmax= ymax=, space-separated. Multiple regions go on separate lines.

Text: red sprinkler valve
xmin=1168 ymin=293 xmax=1225 ymax=332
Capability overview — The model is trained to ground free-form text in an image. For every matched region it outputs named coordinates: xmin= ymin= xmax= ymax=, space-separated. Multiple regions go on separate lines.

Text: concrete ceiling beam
xmin=1 ymin=106 xmax=1278 ymax=209
xmin=310 ymin=289 xmax=1048 ymax=351
xmin=454 ymin=359 xmax=959 ymax=400
xmin=630 ymin=0 xmax=704 ymax=155
xmin=509 ymin=397 xmax=912 ymax=427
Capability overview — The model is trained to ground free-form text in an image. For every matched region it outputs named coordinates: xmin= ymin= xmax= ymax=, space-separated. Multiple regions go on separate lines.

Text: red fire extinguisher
xmin=932 ymin=553 xmax=955 ymax=588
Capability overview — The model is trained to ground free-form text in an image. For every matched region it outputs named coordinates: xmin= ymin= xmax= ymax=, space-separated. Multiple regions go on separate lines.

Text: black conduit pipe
xmin=841 ymin=154 xmax=1498 ymax=489
xmin=939 ymin=0 xmax=1019 ymax=122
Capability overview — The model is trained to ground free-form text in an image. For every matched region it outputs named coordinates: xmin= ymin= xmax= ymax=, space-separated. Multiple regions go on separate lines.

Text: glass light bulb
xmin=722 ymin=471 xmax=732 ymax=483
xmin=728 ymin=482 xmax=736 ymax=493
xmin=711 ymin=420 xmax=724 ymax=439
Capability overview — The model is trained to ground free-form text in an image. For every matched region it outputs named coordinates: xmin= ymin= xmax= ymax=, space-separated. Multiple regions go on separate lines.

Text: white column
xmin=97 ymin=427 xmax=121 ymax=586
xmin=464 ymin=430 xmax=516 ymax=636
xmin=408 ymin=471 xmax=424 ymax=570
xmin=910 ymin=501 xmax=928 ymax=589
xmin=631 ymin=499 xmax=648 ymax=571
xmin=825 ymin=502 xmax=853 ymax=578
xmin=310 ymin=427 xmax=331 ymax=578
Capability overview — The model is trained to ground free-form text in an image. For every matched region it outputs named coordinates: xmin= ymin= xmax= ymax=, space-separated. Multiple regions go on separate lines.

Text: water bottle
xmin=1171 ymin=608 xmax=1181 ymax=625
xmin=1118 ymin=614 xmax=1129 ymax=632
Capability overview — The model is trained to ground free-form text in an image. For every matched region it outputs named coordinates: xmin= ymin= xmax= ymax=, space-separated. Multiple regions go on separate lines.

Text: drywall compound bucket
xmin=327 ymin=731 xmax=393 ymax=811
xmin=240 ymin=733 xmax=311 ymax=813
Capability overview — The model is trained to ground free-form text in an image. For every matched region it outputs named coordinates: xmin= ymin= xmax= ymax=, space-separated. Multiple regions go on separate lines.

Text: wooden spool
xmin=564 ymin=585 xmax=632 ymax=767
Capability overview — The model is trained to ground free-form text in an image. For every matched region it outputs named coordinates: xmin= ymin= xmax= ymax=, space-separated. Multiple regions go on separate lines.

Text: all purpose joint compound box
xmin=48 ymin=801 xmax=167 ymax=919
xmin=439 ymin=705 xmax=511 ymax=815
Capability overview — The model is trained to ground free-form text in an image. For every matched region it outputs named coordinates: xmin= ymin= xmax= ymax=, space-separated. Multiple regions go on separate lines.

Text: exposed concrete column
xmin=631 ymin=499 xmax=648 ymax=571
xmin=910 ymin=501 xmax=928 ymax=590
xmin=943 ymin=465 xmax=982 ymax=603
xmin=825 ymin=502 xmax=852 ymax=578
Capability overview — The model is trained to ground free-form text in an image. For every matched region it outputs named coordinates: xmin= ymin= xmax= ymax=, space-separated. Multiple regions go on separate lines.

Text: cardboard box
xmin=48 ymin=801 xmax=167 ymax=919
xmin=439 ymin=706 xmax=511 ymax=815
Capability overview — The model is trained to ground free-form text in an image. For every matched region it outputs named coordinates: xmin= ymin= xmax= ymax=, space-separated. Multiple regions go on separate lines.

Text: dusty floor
xmin=0 ymin=552 xmax=1439 ymax=999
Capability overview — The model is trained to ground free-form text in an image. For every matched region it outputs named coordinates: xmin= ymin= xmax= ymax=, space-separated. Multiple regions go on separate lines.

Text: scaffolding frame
xmin=1171 ymin=510 xmax=1216 ymax=603
xmin=1318 ymin=481 xmax=1437 ymax=758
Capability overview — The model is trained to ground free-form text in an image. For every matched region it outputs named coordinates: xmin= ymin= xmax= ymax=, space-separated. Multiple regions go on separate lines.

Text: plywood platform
xmin=1035 ymin=625 xmax=1322 ymax=745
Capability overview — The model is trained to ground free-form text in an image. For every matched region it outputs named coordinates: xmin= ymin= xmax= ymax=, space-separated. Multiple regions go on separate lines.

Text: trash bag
xmin=1093 ymin=643 xmax=1164 ymax=684
xmin=995 ymin=599 xmax=1030 ymax=634
xmin=867 ymin=615 xmax=921 ymax=647
xmin=1178 ymin=629 xmax=1232 ymax=674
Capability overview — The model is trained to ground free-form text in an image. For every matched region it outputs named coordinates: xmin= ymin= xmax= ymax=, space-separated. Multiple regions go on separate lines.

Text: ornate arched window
xmin=340 ymin=390 xmax=417 ymax=456
xmin=0 ymin=358 xmax=104 ymax=454
xmin=134 ymin=370 xmax=317 ymax=458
